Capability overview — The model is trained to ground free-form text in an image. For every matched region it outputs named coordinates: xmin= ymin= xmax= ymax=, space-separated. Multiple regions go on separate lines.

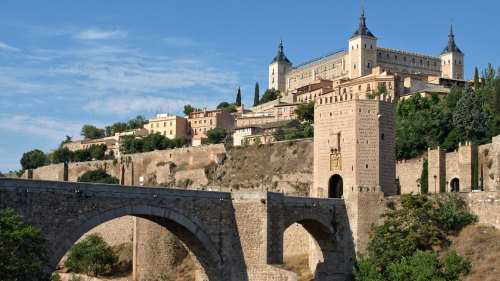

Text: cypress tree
xmin=474 ymin=67 xmax=480 ymax=90
xmin=419 ymin=158 xmax=429 ymax=194
xmin=492 ymin=72 xmax=500 ymax=114
xmin=473 ymin=157 xmax=479 ymax=189
xmin=236 ymin=87 xmax=241 ymax=106
xmin=254 ymin=82 xmax=260 ymax=106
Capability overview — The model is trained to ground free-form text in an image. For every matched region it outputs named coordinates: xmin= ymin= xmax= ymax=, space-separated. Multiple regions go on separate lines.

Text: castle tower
xmin=440 ymin=24 xmax=464 ymax=79
xmin=269 ymin=37 xmax=292 ymax=93
xmin=312 ymin=95 xmax=396 ymax=198
xmin=348 ymin=7 xmax=377 ymax=79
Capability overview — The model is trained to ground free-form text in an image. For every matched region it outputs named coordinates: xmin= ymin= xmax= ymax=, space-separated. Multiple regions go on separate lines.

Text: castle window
xmin=454 ymin=59 xmax=457 ymax=64
xmin=272 ymin=69 xmax=274 ymax=75
xmin=395 ymin=55 xmax=397 ymax=60
xmin=343 ymin=88 xmax=346 ymax=94
xmin=164 ymin=122 xmax=166 ymax=126
xmin=370 ymin=45 xmax=373 ymax=49
xmin=381 ymin=133 xmax=385 ymax=140
xmin=459 ymin=60 xmax=461 ymax=64
xmin=448 ymin=60 xmax=450 ymax=64
xmin=352 ymin=46 xmax=354 ymax=50
xmin=387 ymin=54 xmax=389 ymax=58
xmin=420 ymin=59 xmax=423 ymax=64
xmin=404 ymin=57 xmax=406 ymax=62
xmin=354 ymin=62 xmax=357 ymax=69
xmin=356 ymin=44 xmax=358 ymax=49
xmin=367 ymin=84 xmax=371 ymax=91
xmin=358 ymin=85 xmax=362 ymax=91
xmin=366 ymin=164 xmax=368 ymax=168
xmin=412 ymin=58 xmax=415 ymax=62
xmin=378 ymin=52 xmax=381 ymax=57
xmin=364 ymin=44 xmax=367 ymax=48
xmin=427 ymin=60 xmax=430 ymax=65
xmin=434 ymin=61 xmax=437 ymax=66
xmin=367 ymin=62 xmax=371 ymax=68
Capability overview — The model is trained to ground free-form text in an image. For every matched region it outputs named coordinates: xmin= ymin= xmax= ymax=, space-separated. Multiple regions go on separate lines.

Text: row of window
xmin=351 ymin=43 xmax=374 ymax=50
xmin=378 ymin=52 xmax=440 ymax=66
xmin=190 ymin=119 xmax=213 ymax=126
xmin=151 ymin=121 xmax=174 ymax=128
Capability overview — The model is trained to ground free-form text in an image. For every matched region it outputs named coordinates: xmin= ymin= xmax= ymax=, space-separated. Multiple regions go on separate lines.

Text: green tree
xmin=295 ymin=101 xmax=315 ymax=122
xmin=81 ymin=125 xmax=105 ymax=139
xmin=452 ymin=85 xmax=489 ymax=140
xmin=474 ymin=67 xmax=480 ymax=90
xmin=183 ymin=104 xmax=196 ymax=116
xmin=353 ymin=194 xmax=476 ymax=280
xmin=127 ymin=115 xmax=147 ymax=129
xmin=473 ymin=157 xmax=479 ymax=189
xmin=259 ymin=88 xmax=280 ymax=104
xmin=51 ymin=147 xmax=74 ymax=164
xmin=419 ymin=158 xmax=428 ymax=193
xmin=235 ymin=87 xmax=241 ymax=106
xmin=254 ymin=82 xmax=260 ymax=107
xmin=206 ymin=127 xmax=227 ymax=144
xmin=60 ymin=135 xmax=72 ymax=147
xmin=216 ymin=102 xmax=236 ymax=113
xmin=0 ymin=208 xmax=49 ymax=281
xmin=20 ymin=149 xmax=47 ymax=170
xmin=73 ymin=149 xmax=92 ymax=162
xmin=77 ymin=169 xmax=118 ymax=184
xmin=88 ymin=144 xmax=107 ymax=160
xmin=64 ymin=233 xmax=116 ymax=277
xmin=491 ymin=72 xmax=500 ymax=115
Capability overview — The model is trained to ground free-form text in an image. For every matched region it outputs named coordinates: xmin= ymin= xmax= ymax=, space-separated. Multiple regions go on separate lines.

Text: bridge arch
xmin=52 ymin=205 xmax=227 ymax=281
xmin=283 ymin=212 xmax=345 ymax=280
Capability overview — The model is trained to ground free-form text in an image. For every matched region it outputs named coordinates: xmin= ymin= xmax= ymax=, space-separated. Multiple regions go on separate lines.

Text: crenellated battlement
xmin=315 ymin=92 xmax=396 ymax=108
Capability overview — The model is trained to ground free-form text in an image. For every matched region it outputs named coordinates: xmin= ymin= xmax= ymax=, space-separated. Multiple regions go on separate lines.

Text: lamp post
xmin=446 ymin=181 xmax=449 ymax=193
xmin=433 ymin=175 xmax=437 ymax=194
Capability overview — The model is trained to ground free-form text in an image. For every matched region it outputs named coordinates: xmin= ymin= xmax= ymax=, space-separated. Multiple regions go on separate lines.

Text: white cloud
xmin=0 ymin=42 xmax=21 ymax=52
xmin=84 ymin=96 xmax=192 ymax=115
xmin=163 ymin=36 xmax=198 ymax=46
xmin=77 ymin=28 xmax=126 ymax=40
xmin=0 ymin=115 xmax=82 ymax=141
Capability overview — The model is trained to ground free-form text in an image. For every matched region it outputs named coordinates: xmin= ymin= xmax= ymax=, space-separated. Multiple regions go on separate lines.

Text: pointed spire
xmin=350 ymin=6 xmax=375 ymax=39
xmin=270 ymin=36 xmax=291 ymax=64
xmin=359 ymin=6 xmax=366 ymax=26
xmin=441 ymin=23 xmax=462 ymax=55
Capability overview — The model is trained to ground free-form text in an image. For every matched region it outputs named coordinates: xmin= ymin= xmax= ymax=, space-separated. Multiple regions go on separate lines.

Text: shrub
xmin=64 ymin=233 xmax=116 ymax=277
xmin=77 ymin=169 xmax=119 ymax=184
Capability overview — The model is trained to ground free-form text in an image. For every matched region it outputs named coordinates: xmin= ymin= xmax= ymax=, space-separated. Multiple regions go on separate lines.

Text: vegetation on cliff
xmin=0 ymin=208 xmax=49 ymax=281
xmin=396 ymin=64 xmax=500 ymax=160
xmin=353 ymin=193 xmax=477 ymax=280
xmin=77 ymin=169 xmax=119 ymax=184
xmin=120 ymin=132 xmax=188 ymax=154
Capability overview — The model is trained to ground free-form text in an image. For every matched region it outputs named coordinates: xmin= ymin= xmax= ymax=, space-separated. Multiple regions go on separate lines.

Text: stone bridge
xmin=0 ymin=178 xmax=355 ymax=281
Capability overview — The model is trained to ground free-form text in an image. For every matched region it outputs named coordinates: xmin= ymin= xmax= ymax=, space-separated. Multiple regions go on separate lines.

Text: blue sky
xmin=1 ymin=0 xmax=499 ymax=172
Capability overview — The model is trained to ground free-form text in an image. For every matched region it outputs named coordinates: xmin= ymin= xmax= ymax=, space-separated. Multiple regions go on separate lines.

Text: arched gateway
xmin=328 ymin=174 xmax=343 ymax=198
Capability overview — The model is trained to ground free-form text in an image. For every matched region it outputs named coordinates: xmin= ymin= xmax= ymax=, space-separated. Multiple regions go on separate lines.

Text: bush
xmin=64 ymin=233 xmax=116 ymax=277
xmin=0 ymin=208 xmax=49 ymax=280
xmin=353 ymin=193 xmax=476 ymax=280
xmin=77 ymin=169 xmax=119 ymax=184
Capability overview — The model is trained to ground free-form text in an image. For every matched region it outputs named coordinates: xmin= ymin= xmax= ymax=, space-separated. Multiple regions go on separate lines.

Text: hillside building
xmin=269 ymin=8 xmax=465 ymax=100
xmin=187 ymin=107 xmax=235 ymax=146
xmin=145 ymin=114 xmax=188 ymax=139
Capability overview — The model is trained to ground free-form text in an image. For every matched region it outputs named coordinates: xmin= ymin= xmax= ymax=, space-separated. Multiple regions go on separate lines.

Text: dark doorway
xmin=328 ymin=174 xmax=343 ymax=198
xmin=450 ymin=178 xmax=460 ymax=192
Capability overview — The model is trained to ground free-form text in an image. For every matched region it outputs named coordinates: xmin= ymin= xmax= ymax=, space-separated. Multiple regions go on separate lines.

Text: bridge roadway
xmin=0 ymin=178 xmax=354 ymax=281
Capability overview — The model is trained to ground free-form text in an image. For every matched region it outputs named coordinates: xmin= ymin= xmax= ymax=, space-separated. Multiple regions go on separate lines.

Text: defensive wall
xmin=0 ymin=178 xmax=354 ymax=281
xmin=396 ymin=135 xmax=500 ymax=194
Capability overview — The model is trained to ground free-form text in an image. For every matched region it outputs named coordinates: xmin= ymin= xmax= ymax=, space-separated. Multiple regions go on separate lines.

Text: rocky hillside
xmin=212 ymin=139 xmax=314 ymax=196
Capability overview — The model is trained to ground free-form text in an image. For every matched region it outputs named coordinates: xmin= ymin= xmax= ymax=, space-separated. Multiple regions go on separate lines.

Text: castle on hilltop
xmin=269 ymin=8 xmax=466 ymax=101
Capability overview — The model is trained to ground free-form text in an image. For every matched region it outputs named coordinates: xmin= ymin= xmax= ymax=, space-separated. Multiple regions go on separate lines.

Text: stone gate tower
xmin=269 ymin=37 xmax=292 ymax=93
xmin=312 ymin=94 xmax=396 ymax=198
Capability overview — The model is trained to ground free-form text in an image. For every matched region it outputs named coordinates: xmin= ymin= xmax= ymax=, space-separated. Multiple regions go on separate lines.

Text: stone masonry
xmin=0 ymin=178 xmax=353 ymax=281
